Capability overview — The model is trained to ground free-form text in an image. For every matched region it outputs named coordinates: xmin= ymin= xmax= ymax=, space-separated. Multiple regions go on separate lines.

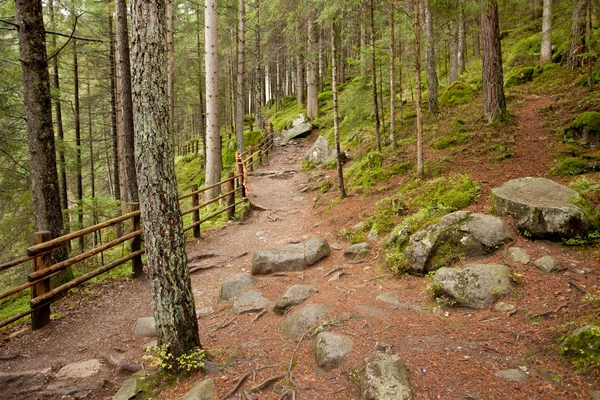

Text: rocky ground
xmin=1 ymin=97 xmax=600 ymax=399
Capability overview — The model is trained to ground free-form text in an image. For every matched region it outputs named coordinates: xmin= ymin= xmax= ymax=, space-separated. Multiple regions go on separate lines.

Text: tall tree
xmin=306 ymin=8 xmax=319 ymax=120
xmin=296 ymin=55 xmax=305 ymax=107
xmin=389 ymin=3 xmax=397 ymax=149
xmin=331 ymin=22 xmax=346 ymax=198
xmin=116 ymin=0 xmax=139 ymax=203
xmin=15 ymin=0 xmax=69 ymax=269
xmin=254 ymin=0 xmax=262 ymax=131
xmin=421 ymin=0 xmax=438 ymax=113
xmin=540 ymin=0 xmax=552 ymax=64
xmin=130 ymin=0 xmax=201 ymax=358
xmin=414 ymin=0 xmax=424 ymax=178
xmin=568 ymin=0 xmax=587 ymax=70
xmin=235 ymin=0 xmax=246 ymax=153
xmin=73 ymin=34 xmax=84 ymax=251
xmin=481 ymin=0 xmax=506 ymax=122
xmin=205 ymin=0 xmax=222 ymax=199
xmin=108 ymin=14 xmax=121 ymax=215
xmin=370 ymin=0 xmax=381 ymax=151
xmin=167 ymin=0 xmax=175 ymax=136
xmin=457 ymin=2 xmax=466 ymax=75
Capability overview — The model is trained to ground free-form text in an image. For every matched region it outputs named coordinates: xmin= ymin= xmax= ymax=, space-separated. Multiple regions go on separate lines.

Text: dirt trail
xmin=1 ymin=99 xmax=600 ymax=399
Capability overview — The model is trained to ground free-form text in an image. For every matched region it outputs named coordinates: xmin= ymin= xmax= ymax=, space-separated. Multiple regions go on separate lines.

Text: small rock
xmin=55 ymin=359 xmax=103 ymax=380
xmin=376 ymin=293 xmax=401 ymax=306
xmin=508 ymin=247 xmax=530 ymax=264
xmin=182 ymin=378 xmax=215 ymax=400
xmin=313 ymin=222 xmax=322 ymax=228
xmin=534 ymin=256 xmax=562 ymax=273
xmin=142 ymin=340 xmax=157 ymax=352
xmin=304 ymin=238 xmax=331 ymax=266
xmin=494 ymin=302 xmax=516 ymax=313
xmin=255 ymin=231 xmax=265 ymax=236
xmin=367 ymin=230 xmax=379 ymax=241
xmin=231 ymin=290 xmax=268 ymax=314
xmin=352 ymin=221 xmax=366 ymax=231
xmin=112 ymin=376 xmax=142 ymax=400
xmin=328 ymin=272 xmax=344 ymax=281
xmin=196 ymin=306 xmax=214 ymax=316
xmin=219 ymin=273 xmax=257 ymax=302
xmin=282 ymin=304 xmax=332 ymax=339
xmin=133 ymin=316 xmax=157 ymax=338
xmin=359 ymin=350 xmax=414 ymax=400
xmin=273 ymin=285 xmax=319 ymax=315
xmin=8 ymin=328 xmax=29 ymax=339
xmin=330 ymin=243 xmax=342 ymax=250
xmin=494 ymin=368 xmax=528 ymax=382
xmin=315 ymin=332 xmax=353 ymax=371
xmin=344 ymin=243 xmax=372 ymax=262
xmin=0 ymin=368 xmax=51 ymax=392
xmin=293 ymin=196 xmax=305 ymax=202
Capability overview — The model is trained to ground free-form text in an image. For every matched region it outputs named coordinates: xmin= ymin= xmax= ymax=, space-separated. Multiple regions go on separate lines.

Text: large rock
xmin=405 ymin=211 xmax=515 ymax=274
xmin=133 ymin=316 xmax=157 ymax=337
xmin=55 ymin=359 xmax=103 ymax=380
xmin=561 ymin=325 xmax=600 ymax=360
xmin=112 ymin=377 xmax=142 ymax=400
xmin=0 ymin=368 xmax=51 ymax=395
xmin=282 ymin=304 xmax=332 ymax=339
xmin=432 ymin=263 xmax=512 ymax=309
xmin=231 ymin=290 xmax=268 ymax=314
xmin=534 ymin=255 xmax=562 ymax=273
xmin=315 ymin=332 xmax=353 ymax=371
xmin=303 ymin=136 xmax=337 ymax=165
xmin=182 ymin=379 xmax=215 ymax=400
xmin=251 ymin=238 xmax=330 ymax=275
xmin=219 ymin=273 xmax=257 ymax=302
xmin=359 ymin=350 xmax=414 ymax=400
xmin=282 ymin=115 xmax=312 ymax=143
xmin=344 ymin=243 xmax=372 ymax=262
xmin=490 ymin=177 xmax=594 ymax=239
xmin=273 ymin=285 xmax=318 ymax=315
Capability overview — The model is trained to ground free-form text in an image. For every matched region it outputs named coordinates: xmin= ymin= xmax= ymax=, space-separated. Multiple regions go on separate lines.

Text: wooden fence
xmin=0 ymin=132 xmax=274 ymax=331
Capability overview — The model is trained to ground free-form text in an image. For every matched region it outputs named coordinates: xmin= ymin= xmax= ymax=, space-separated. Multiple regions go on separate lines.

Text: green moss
xmin=506 ymin=32 xmax=542 ymax=66
xmin=345 ymin=151 xmax=411 ymax=192
xmin=439 ymin=82 xmax=474 ymax=106
xmin=505 ymin=67 xmax=535 ymax=86
xmin=560 ymin=325 xmax=600 ymax=369
xmin=552 ymin=156 xmax=600 ymax=176
xmin=569 ymin=112 xmax=600 ymax=132
xmin=433 ymin=130 xmax=473 ymax=150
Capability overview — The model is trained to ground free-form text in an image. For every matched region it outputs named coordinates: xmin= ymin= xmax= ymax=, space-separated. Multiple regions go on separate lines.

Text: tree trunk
xmin=370 ymin=0 xmax=381 ymax=151
xmin=116 ymin=0 xmax=139 ymax=204
xmin=306 ymin=11 xmax=319 ymax=120
xmin=389 ymin=4 xmax=396 ymax=149
xmin=15 ymin=0 xmax=69 ymax=271
xmin=254 ymin=0 xmax=262 ymax=131
xmin=296 ymin=55 xmax=305 ymax=107
xmin=421 ymin=0 xmax=438 ymax=113
xmin=360 ymin=18 xmax=368 ymax=77
xmin=73 ymin=35 xmax=84 ymax=252
xmin=130 ymin=0 xmax=201 ymax=359
xmin=235 ymin=0 xmax=246 ymax=153
xmin=86 ymin=67 xmax=99 ymax=247
xmin=481 ymin=0 xmax=506 ymax=123
xmin=166 ymin=0 xmax=175 ymax=138
xmin=568 ymin=0 xmax=587 ymax=70
xmin=205 ymin=0 xmax=222 ymax=200
xmin=448 ymin=18 xmax=459 ymax=84
xmin=457 ymin=3 xmax=466 ymax=74
xmin=414 ymin=0 xmax=424 ymax=178
xmin=331 ymin=22 xmax=346 ymax=199
xmin=540 ymin=0 xmax=552 ymax=64
xmin=196 ymin=5 xmax=206 ymax=167
xmin=108 ymin=14 xmax=122 ymax=219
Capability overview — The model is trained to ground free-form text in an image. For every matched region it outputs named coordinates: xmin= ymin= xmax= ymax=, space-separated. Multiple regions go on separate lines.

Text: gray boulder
xmin=274 ymin=285 xmax=319 ymax=315
xmin=405 ymin=211 xmax=515 ymax=274
xmin=133 ymin=317 xmax=157 ymax=338
xmin=490 ymin=177 xmax=594 ymax=239
xmin=55 ymin=359 xmax=103 ymax=380
xmin=494 ymin=369 xmax=528 ymax=382
xmin=282 ymin=115 xmax=312 ymax=143
xmin=303 ymin=136 xmax=337 ymax=165
xmin=359 ymin=350 xmax=414 ymax=400
xmin=232 ymin=290 xmax=269 ymax=314
xmin=432 ymin=263 xmax=512 ymax=309
xmin=282 ymin=304 xmax=332 ymax=339
xmin=182 ymin=379 xmax=215 ymax=400
xmin=315 ymin=332 xmax=353 ymax=371
xmin=251 ymin=238 xmax=330 ymax=275
xmin=219 ymin=274 xmax=257 ymax=302
xmin=508 ymin=247 xmax=530 ymax=264
xmin=344 ymin=243 xmax=372 ymax=262
xmin=534 ymin=255 xmax=563 ymax=273
xmin=561 ymin=325 xmax=600 ymax=360
xmin=0 ymin=368 xmax=51 ymax=396
xmin=112 ymin=377 xmax=142 ymax=400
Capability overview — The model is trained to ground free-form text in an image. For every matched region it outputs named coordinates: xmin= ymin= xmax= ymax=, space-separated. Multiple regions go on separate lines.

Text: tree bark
xmin=130 ymin=0 xmax=201 ymax=358
xmin=540 ymin=0 xmax=552 ymax=64
xmin=331 ymin=22 xmax=346 ymax=199
xmin=421 ymin=0 xmax=438 ymax=113
xmin=448 ymin=18 xmax=459 ymax=84
xmin=196 ymin=5 xmax=206 ymax=167
xmin=389 ymin=4 xmax=396 ymax=149
xmin=568 ymin=0 xmax=587 ymax=70
xmin=15 ymin=0 xmax=69 ymax=268
xmin=205 ymin=0 xmax=222 ymax=200
xmin=414 ymin=0 xmax=424 ymax=178
xmin=235 ymin=0 xmax=246 ymax=153
xmin=166 ymin=0 xmax=175 ymax=138
xmin=73 ymin=35 xmax=84 ymax=252
xmin=481 ymin=0 xmax=506 ymax=123
xmin=254 ymin=0 xmax=262 ymax=131
xmin=306 ymin=11 xmax=319 ymax=120
xmin=370 ymin=0 xmax=381 ymax=151
xmin=108 ymin=14 xmax=122 ymax=215
xmin=457 ymin=2 xmax=466 ymax=74
xmin=116 ymin=0 xmax=139 ymax=203
xmin=296 ymin=55 xmax=305 ymax=107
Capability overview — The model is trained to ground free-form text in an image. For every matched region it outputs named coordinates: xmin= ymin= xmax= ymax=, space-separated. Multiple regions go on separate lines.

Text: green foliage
xmin=506 ymin=32 xmax=542 ymax=66
xmin=489 ymin=143 xmax=514 ymax=163
xmin=552 ymin=156 xmax=600 ymax=176
xmin=432 ymin=122 xmax=473 ymax=150
xmin=560 ymin=326 xmax=600 ymax=369
xmin=439 ymin=82 xmax=474 ymax=106
xmin=268 ymin=104 xmax=305 ymax=132
xmin=505 ymin=67 xmax=535 ymax=86
xmin=569 ymin=112 xmax=600 ymax=133
xmin=345 ymin=151 xmax=411 ymax=193
xmin=143 ymin=344 xmax=205 ymax=375
xmin=0 ymin=291 xmax=29 ymax=330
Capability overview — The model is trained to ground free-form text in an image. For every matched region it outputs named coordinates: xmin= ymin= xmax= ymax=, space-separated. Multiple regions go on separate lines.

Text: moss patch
xmin=505 ymin=67 xmax=535 ymax=86
xmin=439 ymin=82 xmax=474 ymax=106
xmin=560 ymin=325 xmax=600 ymax=369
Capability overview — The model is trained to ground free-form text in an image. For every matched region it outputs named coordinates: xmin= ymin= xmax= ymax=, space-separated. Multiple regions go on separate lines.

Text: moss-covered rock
xmin=439 ymin=82 xmax=474 ymax=106
xmin=560 ymin=325 xmax=600 ymax=368
xmin=505 ymin=67 xmax=535 ymax=86
xmin=564 ymin=112 xmax=600 ymax=147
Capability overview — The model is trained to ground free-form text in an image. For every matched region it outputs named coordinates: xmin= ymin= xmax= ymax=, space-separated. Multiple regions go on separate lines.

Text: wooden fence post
xmin=191 ymin=184 xmax=201 ymax=238
xmin=31 ymin=231 xmax=52 ymax=330
xmin=235 ymin=152 xmax=246 ymax=198
xmin=226 ymin=172 xmax=235 ymax=219
xmin=248 ymin=148 xmax=254 ymax=172
xmin=130 ymin=203 xmax=143 ymax=278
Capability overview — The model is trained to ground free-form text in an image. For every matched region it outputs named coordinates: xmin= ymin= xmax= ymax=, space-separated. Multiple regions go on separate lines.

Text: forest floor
xmin=1 ymin=96 xmax=600 ymax=399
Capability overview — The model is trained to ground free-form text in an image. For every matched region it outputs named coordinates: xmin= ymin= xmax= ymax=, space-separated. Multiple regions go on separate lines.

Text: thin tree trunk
xmin=448 ymin=18 xmax=459 ymax=84
xmin=360 ymin=18 xmax=368 ymax=77
xmin=421 ymin=0 xmax=438 ymax=113
xmin=196 ymin=5 xmax=206 ymax=167
xmin=205 ymin=0 xmax=222 ymax=200
xmin=254 ymin=0 xmax=262 ymax=131
xmin=457 ymin=2 xmax=466 ymax=75
xmin=108 ymin=14 xmax=122 ymax=224
xmin=73 ymin=35 xmax=84 ymax=252
xmin=370 ymin=0 xmax=381 ymax=151
xmin=167 ymin=0 xmax=175 ymax=138
xmin=569 ymin=0 xmax=587 ymax=70
xmin=389 ymin=4 xmax=396 ymax=149
xmin=235 ymin=0 xmax=246 ymax=153
xmin=306 ymin=12 xmax=319 ymax=120
xmin=116 ymin=0 xmax=139 ymax=204
xmin=296 ymin=55 xmax=305 ymax=107
xmin=86 ymin=67 xmax=98 ymax=247
xmin=331 ymin=22 xmax=346 ymax=198
xmin=540 ymin=0 xmax=552 ymax=64
xmin=481 ymin=0 xmax=506 ymax=122
xmin=414 ymin=0 xmax=424 ymax=178
xmin=131 ymin=0 xmax=201 ymax=358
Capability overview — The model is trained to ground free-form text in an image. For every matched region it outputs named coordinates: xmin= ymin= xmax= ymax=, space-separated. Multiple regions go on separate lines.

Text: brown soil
xmin=1 ymin=97 xmax=600 ymax=399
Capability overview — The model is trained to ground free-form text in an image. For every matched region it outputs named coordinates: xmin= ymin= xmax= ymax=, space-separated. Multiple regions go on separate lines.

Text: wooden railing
xmin=0 ymin=131 xmax=274 ymax=331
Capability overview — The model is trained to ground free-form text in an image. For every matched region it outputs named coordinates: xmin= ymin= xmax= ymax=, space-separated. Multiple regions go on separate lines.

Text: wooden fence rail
xmin=0 ymin=132 xmax=273 ymax=331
